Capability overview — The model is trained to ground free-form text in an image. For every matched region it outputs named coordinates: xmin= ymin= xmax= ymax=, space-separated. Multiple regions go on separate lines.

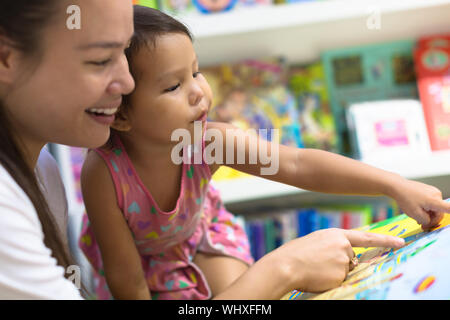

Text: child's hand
xmin=389 ymin=179 xmax=450 ymax=229
xmin=265 ymin=228 xmax=405 ymax=294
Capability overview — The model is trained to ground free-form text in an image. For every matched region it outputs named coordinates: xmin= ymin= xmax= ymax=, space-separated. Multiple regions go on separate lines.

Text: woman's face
xmin=1 ymin=0 xmax=135 ymax=154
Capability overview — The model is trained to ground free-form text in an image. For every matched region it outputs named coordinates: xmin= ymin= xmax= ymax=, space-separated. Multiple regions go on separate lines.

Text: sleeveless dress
xmin=79 ymin=129 xmax=254 ymax=300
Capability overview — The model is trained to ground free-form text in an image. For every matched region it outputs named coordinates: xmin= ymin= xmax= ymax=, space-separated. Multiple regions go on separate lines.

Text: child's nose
xmin=189 ymin=83 xmax=204 ymax=106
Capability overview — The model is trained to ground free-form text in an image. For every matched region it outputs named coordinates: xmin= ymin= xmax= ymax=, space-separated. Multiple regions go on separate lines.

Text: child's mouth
xmin=195 ymin=112 xmax=207 ymax=122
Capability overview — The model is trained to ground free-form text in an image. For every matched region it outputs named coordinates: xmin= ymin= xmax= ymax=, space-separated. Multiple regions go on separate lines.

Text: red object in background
xmin=417 ymin=34 xmax=450 ymax=49
xmin=414 ymin=38 xmax=450 ymax=151
xmin=342 ymin=212 xmax=351 ymax=229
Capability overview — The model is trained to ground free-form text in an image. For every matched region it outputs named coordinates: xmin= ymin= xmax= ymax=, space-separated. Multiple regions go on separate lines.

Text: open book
xmin=283 ymin=209 xmax=450 ymax=300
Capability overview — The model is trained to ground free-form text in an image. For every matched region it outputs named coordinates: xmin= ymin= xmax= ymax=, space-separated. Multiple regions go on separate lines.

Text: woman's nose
xmin=107 ymin=55 xmax=135 ymax=96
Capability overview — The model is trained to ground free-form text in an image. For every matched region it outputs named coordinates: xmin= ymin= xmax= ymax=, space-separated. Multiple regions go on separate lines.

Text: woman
xmin=0 ymin=0 xmax=422 ymax=300
xmin=0 ymin=0 xmax=135 ymax=298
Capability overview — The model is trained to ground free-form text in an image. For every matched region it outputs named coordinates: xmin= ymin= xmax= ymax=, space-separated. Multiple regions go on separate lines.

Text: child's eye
xmin=193 ymin=71 xmax=201 ymax=78
xmin=164 ymin=83 xmax=180 ymax=92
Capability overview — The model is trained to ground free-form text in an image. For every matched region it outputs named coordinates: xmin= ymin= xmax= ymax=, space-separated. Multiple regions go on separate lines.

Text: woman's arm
xmin=81 ymin=152 xmax=150 ymax=300
xmin=0 ymin=165 xmax=82 ymax=299
xmin=213 ymin=228 xmax=405 ymax=299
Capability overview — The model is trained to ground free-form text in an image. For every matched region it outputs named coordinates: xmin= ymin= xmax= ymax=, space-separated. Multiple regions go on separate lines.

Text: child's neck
xmin=118 ymin=133 xmax=178 ymax=172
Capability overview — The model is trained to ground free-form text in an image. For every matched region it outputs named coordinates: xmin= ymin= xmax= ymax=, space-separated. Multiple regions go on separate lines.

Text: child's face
xmin=124 ymin=33 xmax=213 ymax=145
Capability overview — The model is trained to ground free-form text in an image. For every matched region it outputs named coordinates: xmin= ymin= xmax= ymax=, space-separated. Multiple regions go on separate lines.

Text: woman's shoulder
xmin=0 ymin=163 xmax=82 ymax=299
xmin=0 ymin=163 xmax=36 ymax=213
xmin=0 ymin=163 xmax=45 ymax=238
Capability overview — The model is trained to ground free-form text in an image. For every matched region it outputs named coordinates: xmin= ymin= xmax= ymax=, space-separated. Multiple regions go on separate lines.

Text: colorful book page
xmin=283 ymin=212 xmax=450 ymax=300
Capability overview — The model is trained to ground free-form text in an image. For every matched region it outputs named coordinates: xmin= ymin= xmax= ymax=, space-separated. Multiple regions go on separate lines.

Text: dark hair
xmin=126 ymin=6 xmax=192 ymax=66
xmin=117 ymin=6 xmax=193 ymax=118
xmin=0 ymin=0 xmax=84 ymax=295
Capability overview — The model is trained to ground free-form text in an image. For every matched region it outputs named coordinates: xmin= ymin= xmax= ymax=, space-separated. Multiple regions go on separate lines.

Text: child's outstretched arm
xmin=81 ymin=152 xmax=150 ymax=300
xmin=207 ymin=122 xmax=450 ymax=229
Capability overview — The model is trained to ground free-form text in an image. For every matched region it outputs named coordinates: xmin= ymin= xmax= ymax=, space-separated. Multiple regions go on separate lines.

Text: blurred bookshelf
xmin=174 ymin=0 xmax=450 ymax=66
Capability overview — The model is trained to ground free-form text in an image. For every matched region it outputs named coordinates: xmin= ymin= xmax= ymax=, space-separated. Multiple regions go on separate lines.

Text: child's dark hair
xmin=113 ymin=6 xmax=193 ymax=129
xmin=126 ymin=6 xmax=192 ymax=86
xmin=127 ymin=6 xmax=192 ymax=60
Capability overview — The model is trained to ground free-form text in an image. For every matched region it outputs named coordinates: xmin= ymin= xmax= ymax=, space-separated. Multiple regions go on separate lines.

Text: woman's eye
xmin=164 ymin=83 xmax=180 ymax=92
xmin=88 ymin=59 xmax=112 ymax=67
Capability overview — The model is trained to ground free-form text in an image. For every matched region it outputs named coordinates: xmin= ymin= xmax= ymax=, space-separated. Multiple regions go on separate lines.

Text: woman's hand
xmin=388 ymin=178 xmax=450 ymax=229
xmin=264 ymin=228 xmax=405 ymax=294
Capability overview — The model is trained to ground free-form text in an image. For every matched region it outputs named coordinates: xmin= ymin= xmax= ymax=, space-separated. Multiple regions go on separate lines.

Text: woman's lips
xmin=87 ymin=113 xmax=116 ymax=126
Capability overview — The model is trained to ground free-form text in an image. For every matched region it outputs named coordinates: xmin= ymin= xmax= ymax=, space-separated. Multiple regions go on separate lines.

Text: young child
xmin=79 ymin=6 xmax=450 ymax=300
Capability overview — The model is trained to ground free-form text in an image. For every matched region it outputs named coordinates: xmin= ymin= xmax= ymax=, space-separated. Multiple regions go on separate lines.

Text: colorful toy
xmin=192 ymin=0 xmax=238 ymax=14
xmin=288 ymin=62 xmax=338 ymax=153
xmin=202 ymin=57 xmax=303 ymax=181
xmin=322 ymin=40 xmax=419 ymax=155
xmin=414 ymin=36 xmax=450 ymax=151
xmin=159 ymin=0 xmax=195 ymax=14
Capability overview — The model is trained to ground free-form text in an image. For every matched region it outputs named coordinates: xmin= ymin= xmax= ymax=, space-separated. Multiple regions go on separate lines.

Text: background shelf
xmin=174 ymin=0 xmax=450 ymax=66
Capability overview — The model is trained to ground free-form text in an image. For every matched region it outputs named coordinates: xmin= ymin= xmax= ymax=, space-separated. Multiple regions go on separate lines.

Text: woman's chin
xmin=57 ymin=129 xmax=111 ymax=149
xmin=85 ymin=130 xmax=111 ymax=149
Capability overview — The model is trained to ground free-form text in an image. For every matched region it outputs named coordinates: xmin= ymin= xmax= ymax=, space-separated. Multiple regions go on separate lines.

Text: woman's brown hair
xmin=0 ymin=0 xmax=85 ymax=296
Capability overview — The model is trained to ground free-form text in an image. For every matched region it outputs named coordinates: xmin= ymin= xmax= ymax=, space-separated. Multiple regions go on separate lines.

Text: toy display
xmin=322 ymin=40 xmax=419 ymax=155
xmin=288 ymin=62 xmax=338 ymax=152
xmin=202 ymin=57 xmax=303 ymax=181
xmin=346 ymin=99 xmax=431 ymax=161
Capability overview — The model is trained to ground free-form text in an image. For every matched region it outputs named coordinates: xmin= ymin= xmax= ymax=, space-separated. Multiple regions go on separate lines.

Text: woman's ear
xmin=0 ymin=35 xmax=17 ymax=84
xmin=111 ymin=106 xmax=132 ymax=132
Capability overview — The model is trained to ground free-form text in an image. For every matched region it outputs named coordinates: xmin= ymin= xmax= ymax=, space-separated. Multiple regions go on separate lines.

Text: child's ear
xmin=111 ymin=106 xmax=132 ymax=132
